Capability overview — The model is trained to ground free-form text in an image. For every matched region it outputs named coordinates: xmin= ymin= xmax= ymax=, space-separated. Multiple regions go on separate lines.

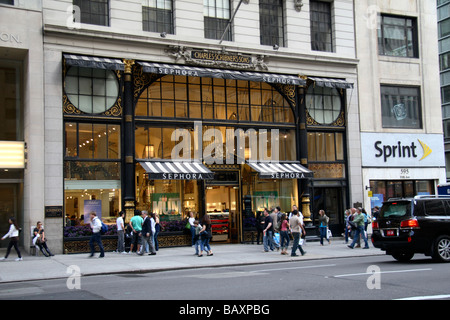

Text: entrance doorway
xmin=206 ymin=185 xmax=240 ymax=243
xmin=0 ymin=183 xmax=22 ymax=248
xmin=205 ymin=170 xmax=241 ymax=243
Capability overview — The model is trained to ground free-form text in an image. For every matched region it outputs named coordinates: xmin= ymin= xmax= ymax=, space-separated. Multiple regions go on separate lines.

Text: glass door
xmin=0 ymin=183 xmax=22 ymax=248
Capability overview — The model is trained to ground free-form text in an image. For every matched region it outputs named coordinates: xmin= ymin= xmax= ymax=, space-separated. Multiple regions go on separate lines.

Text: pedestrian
xmin=348 ymin=208 xmax=370 ymax=249
xmin=199 ymin=213 xmax=213 ymax=256
xmin=116 ymin=211 xmax=126 ymax=254
xmin=153 ymin=212 xmax=160 ymax=251
xmin=255 ymin=211 xmax=264 ymax=245
xmin=262 ymin=208 xmax=274 ymax=252
xmin=318 ymin=209 xmax=330 ymax=245
xmin=129 ymin=209 xmax=143 ymax=254
xmin=270 ymin=207 xmax=281 ymax=251
xmin=372 ymin=206 xmax=380 ymax=221
xmin=193 ymin=219 xmax=203 ymax=256
xmin=188 ymin=211 xmax=196 ymax=246
xmin=89 ymin=212 xmax=105 ymax=258
xmin=33 ymin=221 xmax=54 ymax=257
xmin=0 ymin=217 xmax=22 ymax=261
xmin=343 ymin=209 xmax=352 ymax=244
xmin=279 ymin=213 xmax=290 ymax=255
xmin=138 ymin=211 xmax=156 ymax=256
xmin=290 ymin=210 xmax=306 ymax=256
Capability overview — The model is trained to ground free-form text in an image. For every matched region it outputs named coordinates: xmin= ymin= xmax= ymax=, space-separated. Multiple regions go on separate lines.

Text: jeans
xmin=319 ymin=226 xmax=329 ymax=245
xmin=153 ymin=229 xmax=159 ymax=251
xmin=202 ymin=234 xmax=211 ymax=252
xmin=291 ymin=232 xmax=305 ymax=256
xmin=89 ymin=232 xmax=104 ymax=256
xmin=280 ymin=230 xmax=290 ymax=249
xmin=194 ymin=238 xmax=203 ymax=255
xmin=263 ymin=230 xmax=274 ymax=252
xmin=349 ymin=226 xmax=369 ymax=248
xmin=117 ymin=230 xmax=125 ymax=252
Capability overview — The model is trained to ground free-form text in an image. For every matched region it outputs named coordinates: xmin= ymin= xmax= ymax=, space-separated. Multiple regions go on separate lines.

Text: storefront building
xmin=355 ymin=1 xmax=445 ymax=215
xmin=36 ymin=0 xmax=360 ymax=253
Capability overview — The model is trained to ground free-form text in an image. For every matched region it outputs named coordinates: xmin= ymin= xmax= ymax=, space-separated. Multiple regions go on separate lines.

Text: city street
xmin=1 ymin=254 xmax=449 ymax=301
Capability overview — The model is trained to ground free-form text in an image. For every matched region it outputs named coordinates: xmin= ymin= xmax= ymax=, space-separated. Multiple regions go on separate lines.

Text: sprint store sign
xmin=361 ymin=133 xmax=445 ymax=168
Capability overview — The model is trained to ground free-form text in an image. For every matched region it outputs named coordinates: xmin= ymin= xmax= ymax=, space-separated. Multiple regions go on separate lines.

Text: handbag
xmin=185 ymin=221 xmax=191 ymax=230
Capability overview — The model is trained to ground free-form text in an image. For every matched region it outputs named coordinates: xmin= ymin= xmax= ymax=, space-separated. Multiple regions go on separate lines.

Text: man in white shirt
xmin=89 ymin=212 xmax=105 ymax=258
xmin=116 ymin=211 xmax=125 ymax=253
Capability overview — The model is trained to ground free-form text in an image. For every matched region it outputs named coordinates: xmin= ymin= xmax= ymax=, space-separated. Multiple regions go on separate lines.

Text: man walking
xmin=116 ymin=211 xmax=125 ymax=253
xmin=89 ymin=212 xmax=105 ymax=258
xmin=129 ymin=210 xmax=143 ymax=254
xmin=290 ymin=210 xmax=306 ymax=256
xmin=348 ymin=208 xmax=369 ymax=249
xmin=263 ymin=208 xmax=274 ymax=252
xmin=138 ymin=211 xmax=156 ymax=255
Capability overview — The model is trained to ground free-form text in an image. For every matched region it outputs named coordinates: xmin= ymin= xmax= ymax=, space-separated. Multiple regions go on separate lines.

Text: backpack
xmin=100 ymin=221 xmax=108 ymax=235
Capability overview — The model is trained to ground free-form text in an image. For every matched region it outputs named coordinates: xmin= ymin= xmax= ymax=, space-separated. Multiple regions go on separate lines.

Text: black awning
xmin=139 ymin=160 xmax=214 ymax=180
xmin=136 ymin=61 xmax=306 ymax=86
xmin=247 ymin=161 xmax=313 ymax=179
xmin=308 ymin=77 xmax=354 ymax=89
xmin=63 ymin=54 xmax=125 ymax=71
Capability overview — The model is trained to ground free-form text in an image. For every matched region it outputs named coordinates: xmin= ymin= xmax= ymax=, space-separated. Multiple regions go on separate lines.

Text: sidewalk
xmin=0 ymin=239 xmax=384 ymax=283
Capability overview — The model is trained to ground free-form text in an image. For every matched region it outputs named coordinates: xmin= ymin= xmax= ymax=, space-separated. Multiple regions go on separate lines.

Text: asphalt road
xmin=1 ymin=255 xmax=449 ymax=303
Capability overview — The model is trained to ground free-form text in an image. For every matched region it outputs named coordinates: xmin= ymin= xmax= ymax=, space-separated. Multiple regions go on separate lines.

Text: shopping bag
xmin=273 ymin=232 xmax=280 ymax=246
xmin=326 ymin=228 xmax=332 ymax=239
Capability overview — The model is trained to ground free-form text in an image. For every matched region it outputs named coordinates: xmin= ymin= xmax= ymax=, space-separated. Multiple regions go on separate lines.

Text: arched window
xmin=305 ymin=85 xmax=342 ymax=125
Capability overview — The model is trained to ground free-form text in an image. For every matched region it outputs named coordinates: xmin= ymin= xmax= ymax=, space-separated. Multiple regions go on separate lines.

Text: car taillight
xmin=372 ymin=221 xmax=379 ymax=230
xmin=400 ymin=219 xmax=420 ymax=229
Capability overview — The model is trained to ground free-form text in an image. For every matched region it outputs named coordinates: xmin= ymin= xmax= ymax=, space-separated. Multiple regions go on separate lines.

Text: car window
xmin=423 ymin=200 xmax=446 ymax=216
xmin=380 ymin=201 xmax=411 ymax=219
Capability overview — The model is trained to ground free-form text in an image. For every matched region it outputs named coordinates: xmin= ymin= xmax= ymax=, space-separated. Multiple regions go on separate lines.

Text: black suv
xmin=372 ymin=195 xmax=450 ymax=262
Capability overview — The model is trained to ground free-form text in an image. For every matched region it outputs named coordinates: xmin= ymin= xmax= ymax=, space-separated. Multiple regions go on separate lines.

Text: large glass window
xmin=64 ymin=67 xmax=119 ymax=115
xmin=142 ymin=0 xmax=174 ymax=34
xmin=136 ymin=76 xmax=294 ymax=124
xmin=380 ymin=85 xmax=422 ymax=129
xmin=378 ymin=14 xmax=418 ymax=58
xmin=204 ymin=0 xmax=231 ymax=41
xmin=0 ymin=61 xmax=22 ymax=141
xmin=369 ymin=180 xmax=434 ymax=208
xmin=307 ymin=132 xmax=345 ymax=179
xmin=310 ymin=0 xmax=333 ymax=52
xmin=305 ymin=85 xmax=342 ymax=125
xmin=73 ymin=0 xmax=109 ymax=26
xmin=259 ymin=0 xmax=284 ymax=47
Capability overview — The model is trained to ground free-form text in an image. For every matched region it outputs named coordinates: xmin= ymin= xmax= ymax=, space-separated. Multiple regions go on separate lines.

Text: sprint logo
xmin=374 ymin=139 xmax=432 ymax=162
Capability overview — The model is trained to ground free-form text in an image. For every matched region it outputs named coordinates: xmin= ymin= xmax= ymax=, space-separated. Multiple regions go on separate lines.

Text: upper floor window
xmin=0 ymin=0 xmax=14 ymax=5
xmin=378 ymin=14 xmax=418 ymax=58
xmin=310 ymin=0 xmax=333 ymax=52
xmin=73 ymin=0 xmax=109 ymax=26
xmin=204 ymin=0 xmax=231 ymax=41
xmin=259 ymin=0 xmax=284 ymax=47
xmin=381 ymin=85 xmax=422 ymax=129
xmin=142 ymin=0 xmax=174 ymax=34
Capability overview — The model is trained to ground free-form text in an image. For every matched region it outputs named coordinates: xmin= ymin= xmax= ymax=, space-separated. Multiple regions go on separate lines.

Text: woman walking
xmin=279 ymin=213 xmax=290 ymax=255
xmin=1 ymin=217 xmax=22 ymax=261
xmin=199 ymin=213 xmax=213 ymax=256
xmin=318 ymin=210 xmax=330 ymax=245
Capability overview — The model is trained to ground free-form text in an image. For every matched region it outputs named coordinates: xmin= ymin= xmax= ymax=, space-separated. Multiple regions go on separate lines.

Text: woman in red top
xmin=279 ymin=213 xmax=290 ymax=255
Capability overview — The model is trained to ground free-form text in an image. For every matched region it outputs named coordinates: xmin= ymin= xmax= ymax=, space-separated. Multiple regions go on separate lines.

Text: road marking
xmin=331 ymin=268 xmax=432 ymax=278
xmin=395 ymin=294 xmax=450 ymax=300
xmin=251 ymin=264 xmax=336 ymax=273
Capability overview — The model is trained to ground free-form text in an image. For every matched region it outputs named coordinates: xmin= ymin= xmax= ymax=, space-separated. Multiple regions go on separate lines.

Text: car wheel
xmin=392 ymin=252 xmax=414 ymax=262
xmin=432 ymin=235 xmax=450 ymax=263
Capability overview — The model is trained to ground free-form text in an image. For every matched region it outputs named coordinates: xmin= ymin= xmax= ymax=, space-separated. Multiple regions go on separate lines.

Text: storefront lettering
xmin=0 ymin=32 xmax=21 ymax=44
xmin=263 ymin=76 xmax=296 ymax=85
xmin=161 ymin=173 xmax=203 ymax=180
xmin=158 ymin=67 xmax=199 ymax=77
xmin=374 ymin=140 xmax=418 ymax=162
xmin=191 ymin=50 xmax=252 ymax=64
xmin=270 ymin=172 xmax=305 ymax=179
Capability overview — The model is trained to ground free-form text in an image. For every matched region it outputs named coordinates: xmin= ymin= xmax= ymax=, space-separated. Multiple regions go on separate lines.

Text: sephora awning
xmin=139 ymin=160 xmax=214 ymax=180
xmin=247 ymin=161 xmax=313 ymax=179
xmin=308 ymin=77 xmax=354 ymax=89
xmin=137 ymin=61 xmax=306 ymax=86
xmin=63 ymin=54 xmax=125 ymax=71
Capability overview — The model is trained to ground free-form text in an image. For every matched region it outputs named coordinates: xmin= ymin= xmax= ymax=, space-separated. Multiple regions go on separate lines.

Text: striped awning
xmin=139 ymin=161 xmax=214 ymax=180
xmin=137 ymin=61 xmax=306 ymax=86
xmin=63 ymin=54 xmax=125 ymax=71
xmin=308 ymin=77 xmax=354 ymax=89
xmin=247 ymin=162 xmax=313 ymax=179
